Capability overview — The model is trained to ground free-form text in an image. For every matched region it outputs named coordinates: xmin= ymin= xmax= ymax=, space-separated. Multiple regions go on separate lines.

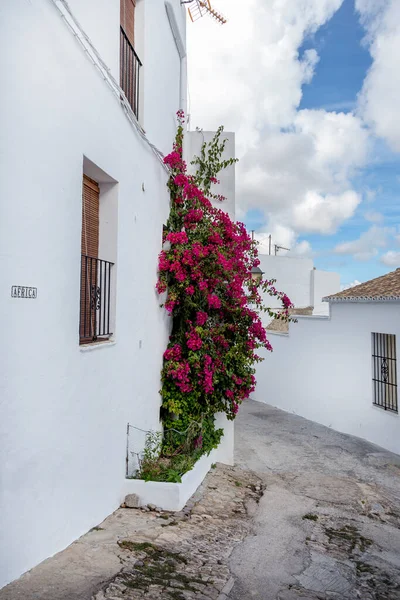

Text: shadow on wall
xmin=266 ymin=307 xmax=314 ymax=333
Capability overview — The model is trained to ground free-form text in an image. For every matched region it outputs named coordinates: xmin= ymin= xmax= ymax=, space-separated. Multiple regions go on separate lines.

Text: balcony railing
xmin=80 ymin=255 xmax=114 ymax=343
xmin=120 ymin=26 xmax=142 ymax=119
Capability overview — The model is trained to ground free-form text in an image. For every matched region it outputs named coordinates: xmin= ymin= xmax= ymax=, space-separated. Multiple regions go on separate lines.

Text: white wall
xmin=254 ymin=302 xmax=400 ymax=455
xmin=67 ymin=0 xmax=120 ymax=79
xmin=311 ymin=269 xmax=341 ymax=315
xmin=259 ymin=255 xmax=313 ymax=312
xmin=258 ymin=255 xmax=340 ymax=324
xmin=141 ymin=0 xmax=186 ymax=154
xmin=185 ymin=131 xmax=236 ymax=221
xmin=0 ymin=0 xmax=184 ymax=588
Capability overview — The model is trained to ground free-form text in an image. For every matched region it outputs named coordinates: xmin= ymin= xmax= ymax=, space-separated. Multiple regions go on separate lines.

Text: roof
xmin=323 ymin=268 xmax=400 ymax=303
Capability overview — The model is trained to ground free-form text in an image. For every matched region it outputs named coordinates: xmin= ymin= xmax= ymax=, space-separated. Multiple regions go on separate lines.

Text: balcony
xmin=80 ymin=255 xmax=114 ymax=343
xmin=120 ymin=26 xmax=142 ymax=119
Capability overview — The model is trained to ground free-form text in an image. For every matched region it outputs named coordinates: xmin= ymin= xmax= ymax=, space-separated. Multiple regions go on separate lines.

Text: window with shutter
xmin=79 ymin=168 xmax=115 ymax=345
xmin=80 ymin=176 xmax=100 ymax=343
xmin=81 ymin=175 xmax=99 ymax=259
xmin=121 ymin=0 xmax=136 ymax=46
xmin=120 ymin=0 xmax=141 ymax=118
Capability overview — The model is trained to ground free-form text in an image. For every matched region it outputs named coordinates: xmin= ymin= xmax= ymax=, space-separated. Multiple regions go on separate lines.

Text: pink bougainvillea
xmin=158 ymin=112 xmax=293 ymax=455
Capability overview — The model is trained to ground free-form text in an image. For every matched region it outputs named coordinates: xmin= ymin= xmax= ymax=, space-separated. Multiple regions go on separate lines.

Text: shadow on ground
xmin=230 ymin=400 xmax=400 ymax=600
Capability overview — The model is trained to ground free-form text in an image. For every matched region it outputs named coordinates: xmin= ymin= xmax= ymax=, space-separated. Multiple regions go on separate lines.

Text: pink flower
xmin=174 ymin=174 xmax=187 ymax=187
xmin=203 ymin=355 xmax=214 ymax=394
xmin=156 ymin=280 xmax=167 ymax=294
xmin=164 ymin=151 xmax=182 ymax=168
xmin=164 ymin=344 xmax=182 ymax=361
xmin=165 ymin=299 xmax=178 ymax=313
xmin=186 ymin=331 xmax=202 ymax=351
xmin=196 ymin=311 xmax=208 ymax=326
xmin=207 ymin=294 xmax=221 ymax=309
xmin=166 ymin=231 xmax=188 ymax=245
xmin=185 ymin=208 xmax=204 ymax=223
xmin=186 ymin=285 xmax=195 ymax=295
xmin=175 ymin=270 xmax=186 ymax=282
xmin=281 ymin=293 xmax=293 ymax=309
xmin=158 ymin=252 xmax=170 ymax=271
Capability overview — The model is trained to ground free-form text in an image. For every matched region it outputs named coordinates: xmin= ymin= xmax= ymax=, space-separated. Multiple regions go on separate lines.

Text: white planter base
xmin=121 ymin=413 xmax=234 ymax=512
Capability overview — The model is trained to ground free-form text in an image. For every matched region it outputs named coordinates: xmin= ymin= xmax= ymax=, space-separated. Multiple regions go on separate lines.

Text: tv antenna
xmin=274 ymin=244 xmax=290 ymax=256
xmin=181 ymin=1 xmax=227 ymax=25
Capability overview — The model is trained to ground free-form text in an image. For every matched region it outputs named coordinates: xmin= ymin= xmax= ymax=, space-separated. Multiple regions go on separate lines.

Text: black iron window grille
xmin=120 ymin=26 xmax=142 ymax=119
xmin=372 ymin=332 xmax=398 ymax=413
xmin=80 ymin=255 xmax=114 ymax=343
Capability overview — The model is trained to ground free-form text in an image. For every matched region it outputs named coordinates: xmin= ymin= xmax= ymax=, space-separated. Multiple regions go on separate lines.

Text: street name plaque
xmin=11 ymin=286 xmax=37 ymax=299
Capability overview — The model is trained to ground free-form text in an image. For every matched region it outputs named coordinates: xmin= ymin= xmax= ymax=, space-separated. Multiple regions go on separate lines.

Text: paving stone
xmin=94 ymin=465 xmax=263 ymax=600
xmin=125 ymin=494 xmax=140 ymax=508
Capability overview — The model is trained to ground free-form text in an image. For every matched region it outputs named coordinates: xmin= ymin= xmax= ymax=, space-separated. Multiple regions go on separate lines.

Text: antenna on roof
xmin=274 ymin=244 xmax=290 ymax=256
xmin=181 ymin=0 xmax=227 ymax=25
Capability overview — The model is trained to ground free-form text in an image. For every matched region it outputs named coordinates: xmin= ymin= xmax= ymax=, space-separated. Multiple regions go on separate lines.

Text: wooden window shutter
xmin=121 ymin=0 xmax=136 ymax=46
xmin=80 ymin=175 xmax=100 ymax=342
xmin=81 ymin=175 xmax=99 ymax=258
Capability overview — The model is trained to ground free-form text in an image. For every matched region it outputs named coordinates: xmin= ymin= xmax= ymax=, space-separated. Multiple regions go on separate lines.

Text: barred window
xmin=372 ymin=333 xmax=398 ymax=413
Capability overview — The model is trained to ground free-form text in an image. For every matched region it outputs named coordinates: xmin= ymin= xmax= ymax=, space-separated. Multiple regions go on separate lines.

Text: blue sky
xmin=189 ymin=0 xmax=400 ymax=287
xmin=243 ymin=0 xmax=400 ymax=286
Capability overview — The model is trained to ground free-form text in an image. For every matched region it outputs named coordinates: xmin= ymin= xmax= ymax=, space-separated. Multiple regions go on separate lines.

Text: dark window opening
xmin=120 ymin=0 xmax=142 ymax=118
xmin=80 ymin=175 xmax=114 ymax=344
xmin=372 ymin=332 xmax=398 ymax=413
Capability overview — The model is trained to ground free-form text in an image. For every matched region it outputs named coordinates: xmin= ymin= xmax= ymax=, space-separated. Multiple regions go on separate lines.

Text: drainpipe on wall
xmin=310 ymin=266 xmax=316 ymax=310
xmin=165 ymin=1 xmax=187 ymax=112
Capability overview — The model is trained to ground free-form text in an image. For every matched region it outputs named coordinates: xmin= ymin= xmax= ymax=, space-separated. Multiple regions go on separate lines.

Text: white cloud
xmin=293 ymin=190 xmax=361 ymax=234
xmin=294 ymin=110 xmax=368 ymax=178
xmin=334 ymin=225 xmax=391 ymax=261
xmin=380 ymin=251 xmax=400 ymax=267
xmin=340 ymin=280 xmax=362 ymax=291
xmin=365 ymin=210 xmax=384 ymax=223
xmin=236 ymin=110 xmax=368 ymax=234
xmin=356 ymin=0 xmax=400 ymax=151
xmin=365 ymin=188 xmax=378 ymax=203
xmin=188 ymin=0 xmax=369 ymax=237
xmin=255 ymin=224 xmax=296 ymax=256
xmin=292 ymin=240 xmax=313 ymax=257
xmin=188 ymin=0 xmax=345 ymax=139
xmin=255 ymin=225 xmax=313 ymax=257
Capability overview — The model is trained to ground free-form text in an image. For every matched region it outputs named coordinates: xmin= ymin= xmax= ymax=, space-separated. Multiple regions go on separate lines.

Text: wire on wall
xmin=50 ymin=0 xmax=169 ymax=173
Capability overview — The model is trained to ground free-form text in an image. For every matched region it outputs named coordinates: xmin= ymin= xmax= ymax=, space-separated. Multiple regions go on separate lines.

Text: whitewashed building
xmin=257 ymin=254 xmax=340 ymax=327
xmin=186 ymin=130 xmax=236 ymax=222
xmin=254 ymin=269 xmax=400 ymax=456
xmin=0 ymin=0 xmax=196 ymax=588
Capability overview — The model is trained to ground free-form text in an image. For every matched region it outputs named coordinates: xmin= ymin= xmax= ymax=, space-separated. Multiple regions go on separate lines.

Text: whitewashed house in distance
xmin=254 ymin=268 xmax=400 ymax=456
xmin=257 ymin=254 xmax=340 ymax=330
xmin=0 ymin=0 xmax=198 ymax=589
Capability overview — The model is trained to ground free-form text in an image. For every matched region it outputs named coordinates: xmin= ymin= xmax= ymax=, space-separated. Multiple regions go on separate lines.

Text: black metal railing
xmin=120 ymin=26 xmax=142 ymax=119
xmin=80 ymin=255 xmax=114 ymax=343
xmin=372 ymin=332 xmax=398 ymax=413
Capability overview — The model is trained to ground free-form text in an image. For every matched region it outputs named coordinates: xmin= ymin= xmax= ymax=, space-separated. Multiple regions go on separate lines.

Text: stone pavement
xmin=230 ymin=400 xmax=400 ymax=599
xmin=0 ymin=465 xmax=262 ymax=600
xmin=2 ymin=400 xmax=400 ymax=600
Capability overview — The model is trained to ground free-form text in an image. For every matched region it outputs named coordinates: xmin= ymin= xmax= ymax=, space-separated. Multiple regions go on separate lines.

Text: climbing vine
xmin=139 ymin=112 xmax=293 ymax=482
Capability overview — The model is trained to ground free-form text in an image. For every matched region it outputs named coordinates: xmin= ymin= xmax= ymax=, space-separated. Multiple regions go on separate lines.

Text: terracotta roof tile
xmin=324 ymin=268 xmax=400 ymax=302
